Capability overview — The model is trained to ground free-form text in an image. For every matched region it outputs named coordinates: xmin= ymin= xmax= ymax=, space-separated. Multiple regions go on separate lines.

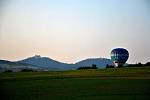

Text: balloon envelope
xmin=110 ymin=48 xmax=129 ymax=67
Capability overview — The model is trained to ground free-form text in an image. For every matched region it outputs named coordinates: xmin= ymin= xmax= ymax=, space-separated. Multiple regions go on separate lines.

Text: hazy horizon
xmin=0 ymin=0 xmax=150 ymax=64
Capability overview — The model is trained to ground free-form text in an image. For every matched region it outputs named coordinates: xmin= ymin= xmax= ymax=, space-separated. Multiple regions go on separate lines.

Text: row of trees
xmin=77 ymin=64 xmax=98 ymax=70
xmin=106 ymin=62 xmax=150 ymax=68
xmin=126 ymin=62 xmax=150 ymax=67
xmin=77 ymin=62 xmax=150 ymax=69
xmin=4 ymin=68 xmax=35 ymax=72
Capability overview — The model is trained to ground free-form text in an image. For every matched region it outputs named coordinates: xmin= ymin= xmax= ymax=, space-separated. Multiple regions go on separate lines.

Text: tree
xmin=144 ymin=62 xmax=150 ymax=66
xmin=106 ymin=64 xmax=114 ymax=68
xmin=21 ymin=69 xmax=34 ymax=72
xmin=4 ymin=70 xmax=13 ymax=72
xmin=77 ymin=64 xmax=98 ymax=70
xmin=92 ymin=64 xmax=97 ymax=69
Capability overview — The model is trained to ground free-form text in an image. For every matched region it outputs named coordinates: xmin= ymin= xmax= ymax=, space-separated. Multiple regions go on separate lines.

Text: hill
xmin=18 ymin=56 xmax=114 ymax=70
xmin=0 ymin=55 xmax=114 ymax=72
xmin=75 ymin=58 xmax=114 ymax=68
xmin=0 ymin=60 xmax=44 ymax=72
xmin=17 ymin=55 xmax=78 ymax=70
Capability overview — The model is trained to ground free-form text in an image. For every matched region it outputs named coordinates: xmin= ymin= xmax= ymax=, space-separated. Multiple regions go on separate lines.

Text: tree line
xmin=106 ymin=62 xmax=150 ymax=68
xmin=77 ymin=64 xmax=98 ymax=70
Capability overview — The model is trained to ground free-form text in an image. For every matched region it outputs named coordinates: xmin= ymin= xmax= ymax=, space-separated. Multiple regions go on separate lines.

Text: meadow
xmin=0 ymin=67 xmax=150 ymax=100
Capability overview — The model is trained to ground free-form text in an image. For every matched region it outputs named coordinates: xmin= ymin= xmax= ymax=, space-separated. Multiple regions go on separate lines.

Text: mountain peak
xmin=33 ymin=55 xmax=41 ymax=58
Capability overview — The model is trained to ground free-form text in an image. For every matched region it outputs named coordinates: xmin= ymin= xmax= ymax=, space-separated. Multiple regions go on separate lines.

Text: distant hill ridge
xmin=0 ymin=55 xmax=114 ymax=72
xmin=75 ymin=58 xmax=114 ymax=68
xmin=17 ymin=55 xmax=78 ymax=70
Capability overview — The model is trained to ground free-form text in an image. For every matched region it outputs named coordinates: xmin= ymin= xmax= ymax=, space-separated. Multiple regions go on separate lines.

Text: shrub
xmin=106 ymin=64 xmax=114 ymax=68
xmin=21 ymin=69 xmax=34 ymax=72
xmin=126 ymin=62 xmax=143 ymax=67
xmin=144 ymin=62 xmax=150 ymax=66
xmin=77 ymin=64 xmax=98 ymax=70
xmin=4 ymin=70 xmax=13 ymax=72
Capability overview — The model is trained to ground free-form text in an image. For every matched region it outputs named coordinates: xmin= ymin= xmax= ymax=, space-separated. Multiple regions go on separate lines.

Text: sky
xmin=0 ymin=0 xmax=150 ymax=64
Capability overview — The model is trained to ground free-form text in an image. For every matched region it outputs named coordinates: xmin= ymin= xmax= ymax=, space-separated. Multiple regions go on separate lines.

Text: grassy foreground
xmin=0 ymin=67 xmax=150 ymax=100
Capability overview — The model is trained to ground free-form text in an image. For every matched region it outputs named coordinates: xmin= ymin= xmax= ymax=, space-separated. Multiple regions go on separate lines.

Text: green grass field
xmin=0 ymin=67 xmax=150 ymax=100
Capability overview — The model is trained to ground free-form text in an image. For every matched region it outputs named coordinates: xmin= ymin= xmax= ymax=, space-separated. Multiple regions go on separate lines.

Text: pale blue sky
xmin=0 ymin=0 xmax=150 ymax=63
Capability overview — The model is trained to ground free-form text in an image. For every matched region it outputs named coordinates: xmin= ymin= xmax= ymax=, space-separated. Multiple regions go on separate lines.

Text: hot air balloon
xmin=110 ymin=48 xmax=129 ymax=67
